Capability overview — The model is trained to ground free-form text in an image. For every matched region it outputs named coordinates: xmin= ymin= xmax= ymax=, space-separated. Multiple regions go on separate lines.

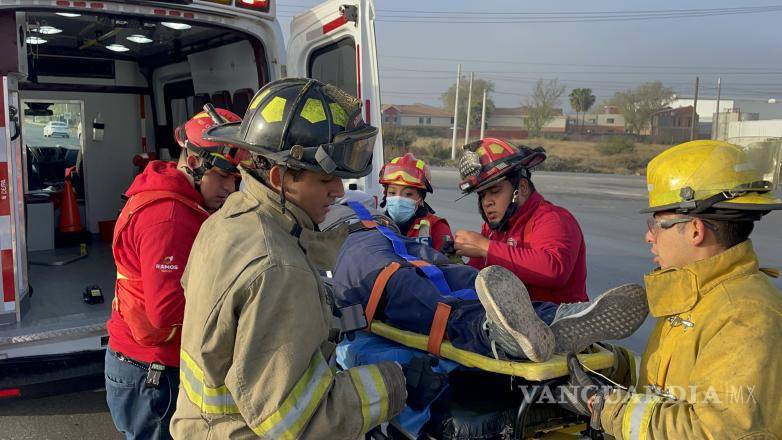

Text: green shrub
xmin=596 ymin=136 xmax=636 ymax=155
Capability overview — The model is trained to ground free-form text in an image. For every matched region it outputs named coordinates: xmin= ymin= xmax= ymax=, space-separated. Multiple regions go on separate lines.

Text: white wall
xmin=189 ymin=41 xmax=259 ymax=97
xmin=488 ymin=114 xmax=524 ymax=128
xmin=670 ymin=99 xmax=735 ymax=123
xmin=727 ymin=120 xmax=782 ymax=139
xmin=399 ymin=115 xmax=451 ymax=127
xmin=37 ymin=60 xmax=148 ymax=88
xmin=21 ymin=90 xmax=152 ymax=233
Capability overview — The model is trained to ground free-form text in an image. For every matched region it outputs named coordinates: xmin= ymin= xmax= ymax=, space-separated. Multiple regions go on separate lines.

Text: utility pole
xmin=450 ymin=64 xmax=461 ymax=160
xmin=464 ymin=72 xmax=474 ymax=145
xmin=714 ymin=77 xmax=722 ymax=140
xmin=690 ymin=76 xmax=699 ymax=141
xmin=480 ymin=88 xmax=487 ymax=139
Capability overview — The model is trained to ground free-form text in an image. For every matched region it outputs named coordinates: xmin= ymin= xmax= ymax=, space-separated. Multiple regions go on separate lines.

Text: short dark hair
xmin=247 ymin=154 xmax=304 ymax=184
xmin=708 ymin=220 xmax=754 ymax=249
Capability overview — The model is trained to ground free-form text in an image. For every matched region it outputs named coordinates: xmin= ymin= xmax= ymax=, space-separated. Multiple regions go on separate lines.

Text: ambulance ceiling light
xmin=161 ymin=22 xmax=191 ymax=30
xmin=26 ymin=36 xmax=47 ymax=45
xmin=37 ymin=25 xmax=62 ymax=35
xmin=56 ymin=12 xmax=81 ymax=18
xmin=106 ymin=44 xmax=130 ymax=52
xmin=127 ymin=34 xmax=153 ymax=44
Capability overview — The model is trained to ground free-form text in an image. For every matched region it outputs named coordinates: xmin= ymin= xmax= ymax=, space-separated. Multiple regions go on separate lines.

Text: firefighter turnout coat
xmin=600 ymin=240 xmax=782 ymax=439
xmin=170 ymin=171 xmax=407 ymax=439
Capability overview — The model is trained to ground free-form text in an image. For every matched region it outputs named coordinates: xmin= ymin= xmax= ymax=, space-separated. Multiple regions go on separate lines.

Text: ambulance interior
xmin=6 ymin=10 xmax=268 ymax=345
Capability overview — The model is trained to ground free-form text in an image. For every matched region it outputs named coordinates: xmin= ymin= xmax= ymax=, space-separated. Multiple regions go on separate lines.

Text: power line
xmin=381 ymin=55 xmax=782 ymax=72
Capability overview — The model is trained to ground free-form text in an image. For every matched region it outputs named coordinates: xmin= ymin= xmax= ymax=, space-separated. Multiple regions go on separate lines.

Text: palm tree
xmin=569 ymin=88 xmax=596 ymax=133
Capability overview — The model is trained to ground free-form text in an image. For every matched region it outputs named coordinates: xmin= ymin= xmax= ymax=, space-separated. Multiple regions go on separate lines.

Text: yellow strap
xmin=760 ymin=267 xmax=780 ymax=278
xmin=368 ymin=322 xmax=615 ymax=381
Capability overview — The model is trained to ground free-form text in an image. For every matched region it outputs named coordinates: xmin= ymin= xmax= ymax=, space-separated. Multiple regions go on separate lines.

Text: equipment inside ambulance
xmin=0 ymin=0 xmax=384 ymax=401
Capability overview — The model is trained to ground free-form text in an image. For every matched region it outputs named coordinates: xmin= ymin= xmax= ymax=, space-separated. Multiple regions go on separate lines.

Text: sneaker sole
xmin=550 ymin=284 xmax=648 ymax=354
xmin=475 ymin=265 xmax=554 ymax=362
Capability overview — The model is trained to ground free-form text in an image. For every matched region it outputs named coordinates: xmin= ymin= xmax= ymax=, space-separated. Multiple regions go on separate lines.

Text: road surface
xmin=1 ymin=169 xmax=780 ymax=438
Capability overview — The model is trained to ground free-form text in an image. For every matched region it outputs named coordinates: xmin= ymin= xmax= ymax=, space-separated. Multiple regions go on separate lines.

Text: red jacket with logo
xmin=107 ymin=161 xmax=207 ymax=367
xmin=407 ymin=213 xmax=454 ymax=252
xmin=468 ymin=191 xmax=588 ymax=304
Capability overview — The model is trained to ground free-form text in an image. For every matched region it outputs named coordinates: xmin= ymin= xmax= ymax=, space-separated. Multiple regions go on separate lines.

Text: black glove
xmin=559 ymin=353 xmax=609 ymax=430
xmin=403 ymin=355 xmax=447 ymax=411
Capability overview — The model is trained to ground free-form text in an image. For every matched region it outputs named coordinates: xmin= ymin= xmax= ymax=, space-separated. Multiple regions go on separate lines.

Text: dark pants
xmin=337 ymin=263 xmax=558 ymax=357
xmin=104 ymin=349 xmax=179 ymax=440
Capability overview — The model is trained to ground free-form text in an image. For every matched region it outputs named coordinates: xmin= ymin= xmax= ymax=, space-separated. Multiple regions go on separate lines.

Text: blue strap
xmin=348 ymin=202 xmax=453 ymax=296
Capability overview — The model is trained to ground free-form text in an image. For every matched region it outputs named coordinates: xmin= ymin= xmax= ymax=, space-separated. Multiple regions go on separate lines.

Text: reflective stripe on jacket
xmin=170 ymin=171 xmax=406 ymax=439
xmin=600 ymin=241 xmax=782 ymax=439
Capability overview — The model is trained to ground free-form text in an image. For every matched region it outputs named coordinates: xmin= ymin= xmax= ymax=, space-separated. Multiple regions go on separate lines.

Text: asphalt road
xmin=23 ymin=123 xmax=80 ymax=150
xmin=1 ymin=168 xmax=780 ymax=438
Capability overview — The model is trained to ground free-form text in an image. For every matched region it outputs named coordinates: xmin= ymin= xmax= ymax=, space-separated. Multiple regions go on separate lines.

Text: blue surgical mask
xmin=386 ymin=196 xmax=418 ymax=224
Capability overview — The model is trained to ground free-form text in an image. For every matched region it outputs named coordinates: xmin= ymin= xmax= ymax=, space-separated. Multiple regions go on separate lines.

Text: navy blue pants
xmin=373 ymin=264 xmax=557 ymax=356
xmin=104 ymin=349 xmax=179 ymax=440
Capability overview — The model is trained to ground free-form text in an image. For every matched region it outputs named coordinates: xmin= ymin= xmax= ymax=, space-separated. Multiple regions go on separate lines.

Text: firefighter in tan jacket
xmin=170 ymin=79 xmax=407 ymax=439
xmin=562 ymin=140 xmax=782 ymax=439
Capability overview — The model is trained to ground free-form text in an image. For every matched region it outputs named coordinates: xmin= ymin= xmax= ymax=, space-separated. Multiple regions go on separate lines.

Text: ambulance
xmin=0 ymin=0 xmax=384 ymax=398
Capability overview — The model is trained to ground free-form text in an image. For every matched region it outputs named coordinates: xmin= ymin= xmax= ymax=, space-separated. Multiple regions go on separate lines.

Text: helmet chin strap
xmin=183 ymin=163 xmax=207 ymax=193
xmin=482 ymin=189 xmax=519 ymax=231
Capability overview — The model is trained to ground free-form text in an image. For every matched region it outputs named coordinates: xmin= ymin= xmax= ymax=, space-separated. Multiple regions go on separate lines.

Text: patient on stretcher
xmin=322 ymin=193 xmax=648 ymax=362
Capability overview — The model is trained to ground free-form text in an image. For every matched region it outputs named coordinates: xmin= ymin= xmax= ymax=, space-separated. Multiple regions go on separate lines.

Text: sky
xmin=277 ymin=1 xmax=782 ymax=112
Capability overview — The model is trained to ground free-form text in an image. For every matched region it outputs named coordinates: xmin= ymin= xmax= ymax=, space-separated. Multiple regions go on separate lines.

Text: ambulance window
xmin=21 ymin=101 xmax=84 ymax=195
xmin=307 ymin=37 xmax=357 ymax=98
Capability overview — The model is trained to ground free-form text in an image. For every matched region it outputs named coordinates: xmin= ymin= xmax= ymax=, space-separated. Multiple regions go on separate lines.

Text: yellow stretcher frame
xmin=369 ymin=322 xmax=616 ymax=382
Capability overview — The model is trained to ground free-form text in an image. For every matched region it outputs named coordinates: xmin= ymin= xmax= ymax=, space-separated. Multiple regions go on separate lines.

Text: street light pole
xmin=464 ymin=72 xmax=474 ymax=145
xmin=450 ymin=64 xmax=461 ymax=160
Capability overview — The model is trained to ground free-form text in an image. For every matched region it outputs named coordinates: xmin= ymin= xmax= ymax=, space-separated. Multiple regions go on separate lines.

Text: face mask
xmin=386 ymin=196 xmax=418 ymax=224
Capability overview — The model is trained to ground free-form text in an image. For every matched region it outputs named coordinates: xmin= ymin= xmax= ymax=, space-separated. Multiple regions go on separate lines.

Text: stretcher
xmin=341 ymin=202 xmax=623 ymax=439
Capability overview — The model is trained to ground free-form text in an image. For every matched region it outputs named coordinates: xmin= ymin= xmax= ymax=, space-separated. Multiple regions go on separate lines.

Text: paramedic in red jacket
xmin=379 ymin=153 xmax=454 ymax=251
xmin=453 ymin=138 xmax=588 ymax=304
xmin=105 ymin=107 xmax=248 ymax=440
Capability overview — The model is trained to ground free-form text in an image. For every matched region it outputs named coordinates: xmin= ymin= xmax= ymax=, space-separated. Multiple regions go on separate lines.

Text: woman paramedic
xmin=379 ymin=153 xmax=454 ymax=251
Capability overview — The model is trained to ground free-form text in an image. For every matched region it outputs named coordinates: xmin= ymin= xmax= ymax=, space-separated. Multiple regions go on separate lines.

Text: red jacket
xmin=407 ymin=213 xmax=454 ymax=251
xmin=468 ymin=191 xmax=588 ymax=304
xmin=107 ymin=161 xmax=208 ymax=367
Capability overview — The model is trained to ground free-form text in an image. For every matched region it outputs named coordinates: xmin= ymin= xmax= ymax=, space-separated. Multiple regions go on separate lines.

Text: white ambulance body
xmin=0 ymin=0 xmax=383 ymax=398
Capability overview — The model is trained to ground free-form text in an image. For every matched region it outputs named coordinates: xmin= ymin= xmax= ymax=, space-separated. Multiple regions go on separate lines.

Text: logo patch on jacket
xmin=507 ymin=238 xmax=518 ymax=247
xmin=155 ymin=256 xmax=179 ymax=272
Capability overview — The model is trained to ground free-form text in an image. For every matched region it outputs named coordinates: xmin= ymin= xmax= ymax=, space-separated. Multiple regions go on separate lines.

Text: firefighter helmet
xmin=174 ymin=107 xmax=249 ymax=173
xmin=641 ymin=139 xmax=782 ymax=214
xmin=379 ymin=153 xmax=433 ymax=193
xmin=204 ymin=78 xmax=377 ymax=178
xmin=458 ymin=138 xmax=546 ymax=194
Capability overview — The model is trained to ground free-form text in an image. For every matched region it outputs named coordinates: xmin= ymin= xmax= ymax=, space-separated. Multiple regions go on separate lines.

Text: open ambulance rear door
xmin=1 ymin=37 xmax=29 ymax=331
xmin=286 ymin=0 xmax=384 ymax=199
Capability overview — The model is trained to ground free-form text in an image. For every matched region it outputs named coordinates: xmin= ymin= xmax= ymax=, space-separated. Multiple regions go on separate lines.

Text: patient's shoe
xmin=550 ymin=284 xmax=648 ymax=354
xmin=475 ymin=265 xmax=555 ymax=362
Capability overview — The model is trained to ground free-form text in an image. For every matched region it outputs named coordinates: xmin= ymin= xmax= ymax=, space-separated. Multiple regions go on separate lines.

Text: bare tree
xmin=610 ymin=81 xmax=675 ymax=134
xmin=524 ymin=79 xmax=565 ymax=137
xmin=442 ymin=77 xmax=496 ymax=128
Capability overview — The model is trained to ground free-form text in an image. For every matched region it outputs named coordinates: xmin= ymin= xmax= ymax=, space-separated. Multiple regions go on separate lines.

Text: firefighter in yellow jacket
xmin=563 ymin=139 xmax=782 ymax=439
xmin=170 ymin=79 xmax=409 ymax=438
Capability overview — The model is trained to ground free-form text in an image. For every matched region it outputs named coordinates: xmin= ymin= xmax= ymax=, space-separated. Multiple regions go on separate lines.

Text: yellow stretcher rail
xmin=369 ymin=322 xmax=615 ymax=382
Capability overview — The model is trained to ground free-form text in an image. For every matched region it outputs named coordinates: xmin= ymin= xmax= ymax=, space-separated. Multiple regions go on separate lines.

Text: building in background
xmin=670 ymin=98 xmax=782 ymax=138
xmin=381 ymin=104 xmax=452 ymax=128
xmin=568 ymin=105 xmax=626 ymax=135
xmin=649 ymin=106 xmax=697 ymax=144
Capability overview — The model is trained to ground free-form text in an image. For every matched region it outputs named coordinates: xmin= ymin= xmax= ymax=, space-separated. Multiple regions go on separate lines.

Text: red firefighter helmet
xmin=457 ymin=138 xmax=546 ymax=194
xmin=174 ymin=107 xmax=250 ymax=173
xmin=379 ymin=153 xmax=433 ymax=193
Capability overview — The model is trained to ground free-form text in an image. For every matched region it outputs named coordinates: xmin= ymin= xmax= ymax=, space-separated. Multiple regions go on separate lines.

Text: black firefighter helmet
xmin=205 ymin=78 xmax=377 ymax=179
